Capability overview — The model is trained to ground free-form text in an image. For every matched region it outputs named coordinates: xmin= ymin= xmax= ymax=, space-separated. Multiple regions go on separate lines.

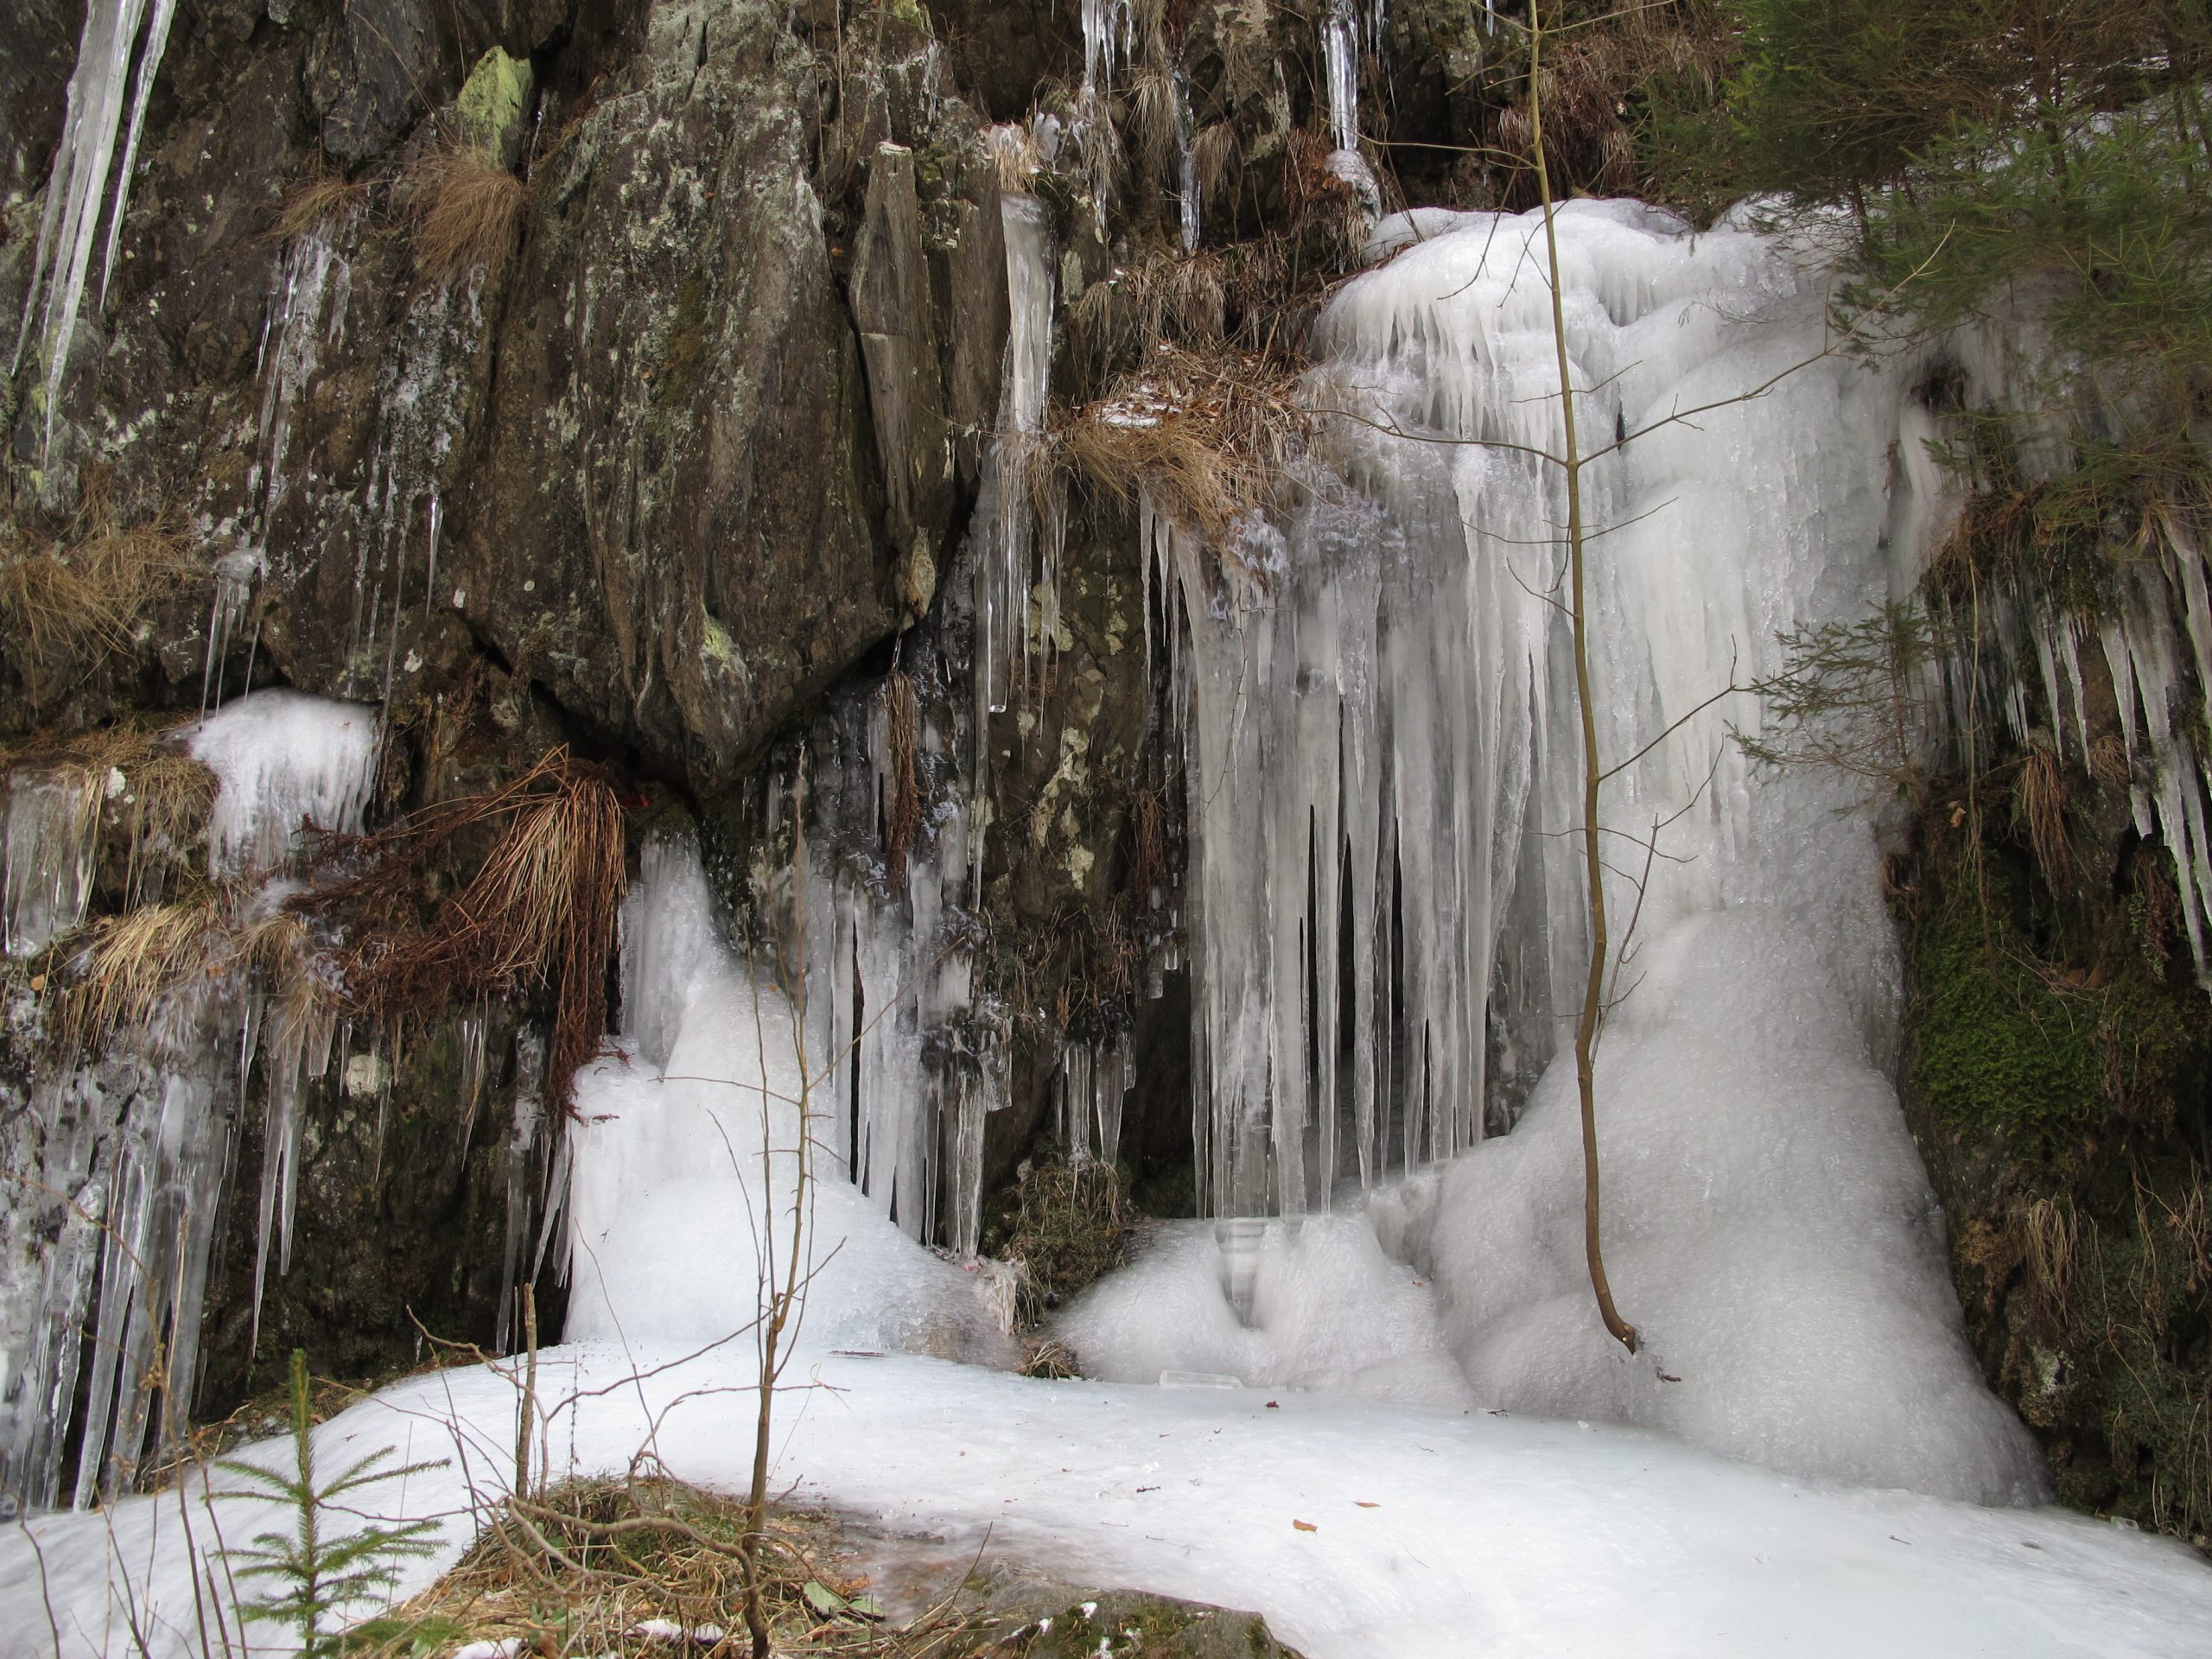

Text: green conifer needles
xmin=215 ymin=1351 xmax=446 ymax=1657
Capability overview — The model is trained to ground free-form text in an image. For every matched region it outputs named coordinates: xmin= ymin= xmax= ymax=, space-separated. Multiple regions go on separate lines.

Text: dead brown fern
xmin=409 ymin=143 xmax=528 ymax=285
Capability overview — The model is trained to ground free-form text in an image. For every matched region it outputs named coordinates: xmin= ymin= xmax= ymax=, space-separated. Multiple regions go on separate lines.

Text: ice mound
xmin=187 ymin=687 xmax=381 ymax=874
xmin=1057 ymin=1215 xmax=1475 ymax=1409
xmin=562 ymin=837 xmax=1016 ymax=1367
xmin=1410 ymin=905 xmax=2050 ymax=1505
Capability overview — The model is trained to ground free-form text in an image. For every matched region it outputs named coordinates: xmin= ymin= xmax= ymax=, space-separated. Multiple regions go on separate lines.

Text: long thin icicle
xmin=12 ymin=0 xmax=176 ymax=454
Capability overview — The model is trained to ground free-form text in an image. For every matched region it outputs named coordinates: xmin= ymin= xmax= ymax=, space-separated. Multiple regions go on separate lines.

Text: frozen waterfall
xmin=1112 ymin=199 xmax=2050 ymax=1502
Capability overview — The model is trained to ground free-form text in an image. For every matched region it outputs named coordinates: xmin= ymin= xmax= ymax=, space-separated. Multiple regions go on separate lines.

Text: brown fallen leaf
xmin=1292 ymin=1519 xmax=1318 ymax=1533
xmin=1354 ymin=1501 xmax=1379 ymax=1509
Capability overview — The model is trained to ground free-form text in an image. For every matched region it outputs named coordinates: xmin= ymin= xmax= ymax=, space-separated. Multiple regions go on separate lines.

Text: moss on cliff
xmin=1901 ymin=810 xmax=2212 ymax=1548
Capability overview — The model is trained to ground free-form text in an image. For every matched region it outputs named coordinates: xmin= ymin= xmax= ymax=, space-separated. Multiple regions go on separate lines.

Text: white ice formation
xmin=1108 ymin=199 xmax=2052 ymax=1503
xmin=188 ymin=689 xmax=382 ymax=874
xmin=11 ymin=1344 xmax=2212 ymax=1659
xmin=0 ymin=692 xmax=378 ymax=1512
xmin=562 ymin=835 xmax=1016 ymax=1363
xmin=2 ymin=768 xmax=105 ymax=957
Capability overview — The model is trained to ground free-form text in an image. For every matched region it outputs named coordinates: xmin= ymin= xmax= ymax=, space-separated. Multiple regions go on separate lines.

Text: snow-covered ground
xmin=7 ymin=1343 xmax=2209 ymax=1658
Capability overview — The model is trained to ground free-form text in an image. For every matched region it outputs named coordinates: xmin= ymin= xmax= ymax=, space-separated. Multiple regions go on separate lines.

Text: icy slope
xmin=6 ymin=1347 xmax=2209 ymax=1659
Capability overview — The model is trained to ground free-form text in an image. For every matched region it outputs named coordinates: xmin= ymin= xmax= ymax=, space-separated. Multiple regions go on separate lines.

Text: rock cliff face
xmin=0 ymin=0 xmax=1362 ymax=1415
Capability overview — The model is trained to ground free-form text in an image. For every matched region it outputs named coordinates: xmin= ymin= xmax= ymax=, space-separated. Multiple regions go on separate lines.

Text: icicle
xmin=1079 ymin=0 xmax=1133 ymax=96
xmin=424 ymin=491 xmax=443 ymax=621
xmin=201 ymin=547 xmax=266 ymax=714
xmin=95 ymin=0 xmax=176 ymax=305
xmin=1161 ymin=200 xmax=1952 ymax=1217
xmin=12 ymin=0 xmax=176 ymax=454
xmin=498 ymin=1031 xmax=547 ymax=1352
xmin=1172 ymin=68 xmax=1201 ymax=254
xmin=455 ymin=1003 xmax=490 ymax=1158
xmin=1 ymin=769 xmax=103 ymax=957
xmin=974 ymin=191 xmax=1057 ymax=733
xmin=1321 ymin=0 xmax=1361 ymax=153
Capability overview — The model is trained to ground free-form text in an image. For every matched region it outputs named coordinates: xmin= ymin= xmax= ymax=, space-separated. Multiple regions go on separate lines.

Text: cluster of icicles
xmin=10 ymin=0 xmax=176 ymax=454
xmin=0 ymin=694 xmax=389 ymax=1514
xmin=1934 ymin=514 xmax=2212 ymax=985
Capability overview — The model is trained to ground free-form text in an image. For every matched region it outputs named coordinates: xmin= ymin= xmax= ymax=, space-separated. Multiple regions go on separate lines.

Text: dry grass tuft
xmin=313 ymin=749 xmax=625 ymax=1114
xmin=2023 ymin=1194 xmax=2079 ymax=1331
xmin=0 ymin=498 xmax=192 ymax=702
xmin=47 ymin=883 xmax=331 ymax=1065
xmin=274 ymin=165 xmax=369 ymax=242
xmin=410 ymin=143 xmax=528 ymax=285
xmin=1128 ymin=785 xmax=1166 ymax=909
xmin=1 ymin=716 xmax=218 ymax=925
xmin=1280 ymin=129 xmax=1368 ymax=258
xmin=361 ymin=1478 xmax=990 ymax=1658
xmin=1071 ymin=84 xmax=1127 ymax=214
xmin=1193 ymin=121 xmax=1237 ymax=207
xmin=2019 ymin=742 xmax=2073 ymax=887
xmin=987 ymin=122 xmax=1043 ymax=194
xmin=1072 ymin=248 xmax=1227 ymax=382
xmin=1490 ymin=2 xmax=1732 ymax=207
xmin=1059 ymin=343 xmax=1308 ymax=543
xmin=1127 ymin=66 xmax=1184 ymax=182
xmin=53 ymin=892 xmax=228 ymax=1059
xmin=988 ymin=1160 xmax=1130 ymax=1325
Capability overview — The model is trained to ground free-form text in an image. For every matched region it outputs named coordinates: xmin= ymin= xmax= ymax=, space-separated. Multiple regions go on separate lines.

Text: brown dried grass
xmin=0 ymin=499 xmax=191 ymax=698
xmin=2019 ymin=743 xmax=2073 ymax=887
xmin=365 ymin=1477 xmax=990 ymax=1658
xmin=410 ymin=143 xmax=528 ymax=285
xmin=1128 ymin=65 xmax=1183 ymax=182
xmin=1059 ymin=343 xmax=1308 ymax=541
xmin=1 ymin=715 xmax=219 ymax=925
xmin=2023 ymin=1193 xmax=2079 ymax=1332
xmin=53 ymin=892 xmax=226 ymax=1058
xmin=274 ymin=165 xmax=369 ymax=242
xmin=1194 ymin=120 xmax=1237 ymax=207
xmin=987 ymin=122 xmax=1043 ymax=194
xmin=1072 ymin=248 xmax=1227 ymax=382
xmin=315 ymin=749 xmax=625 ymax=1114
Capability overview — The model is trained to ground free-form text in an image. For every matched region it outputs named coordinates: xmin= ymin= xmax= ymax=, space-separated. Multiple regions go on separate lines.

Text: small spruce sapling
xmin=215 ymin=1351 xmax=445 ymax=1656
